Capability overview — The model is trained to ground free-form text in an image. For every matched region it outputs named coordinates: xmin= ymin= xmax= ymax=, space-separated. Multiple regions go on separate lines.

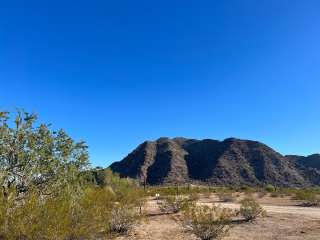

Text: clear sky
xmin=1 ymin=1 xmax=320 ymax=167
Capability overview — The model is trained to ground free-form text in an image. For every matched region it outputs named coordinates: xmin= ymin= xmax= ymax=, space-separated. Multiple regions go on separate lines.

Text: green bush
xmin=182 ymin=205 xmax=235 ymax=240
xmin=237 ymin=185 xmax=255 ymax=194
xmin=0 ymin=180 xmax=144 ymax=239
xmin=265 ymin=184 xmax=276 ymax=193
xmin=239 ymin=198 xmax=266 ymax=222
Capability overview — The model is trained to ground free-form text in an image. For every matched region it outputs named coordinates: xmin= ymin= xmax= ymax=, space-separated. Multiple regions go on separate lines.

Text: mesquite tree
xmin=0 ymin=110 xmax=89 ymax=199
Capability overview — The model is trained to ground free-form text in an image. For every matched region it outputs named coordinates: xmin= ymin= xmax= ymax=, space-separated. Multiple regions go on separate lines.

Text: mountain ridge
xmin=109 ymin=137 xmax=320 ymax=187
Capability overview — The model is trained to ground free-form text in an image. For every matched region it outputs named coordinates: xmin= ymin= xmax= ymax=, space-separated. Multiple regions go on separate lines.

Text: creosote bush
xmin=158 ymin=195 xmax=194 ymax=214
xmin=109 ymin=205 xmax=137 ymax=234
xmin=182 ymin=204 xmax=235 ymax=240
xmin=239 ymin=198 xmax=266 ymax=222
xmin=265 ymin=184 xmax=276 ymax=193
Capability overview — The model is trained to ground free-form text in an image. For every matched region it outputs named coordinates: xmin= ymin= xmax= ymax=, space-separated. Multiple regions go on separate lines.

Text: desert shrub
xmin=0 ymin=190 xmax=76 ymax=239
xmin=239 ymin=198 xmax=266 ymax=222
xmin=99 ymin=171 xmax=145 ymax=234
xmin=237 ymin=186 xmax=256 ymax=195
xmin=86 ymin=167 xmax=107 ymax=186
xmin=105 ymin=169 xmax=144 ymax=206
xmin=279 ymin=188 xmax=296 ymax=197
xmin=294 ymin=191 xmax=320 ymax=207
xmin=182 ymin=205 xmax=235 ymax=240
xmin=151 ymin=186 xmax=179 ymax=196
xmin=265 ymin=184 xmax=276 ymax=193
xmin=0 ymin=188 xmax=105 ymax=239
xmin=158 ymin=195 xmax=193 ymax=214
xmin=109 ymin=205 xmax=137 ymax=235
xmin=0 ymin=180 xmax=144 ymax=240
xmin=78 ymin=187 xmax=117 ymax=236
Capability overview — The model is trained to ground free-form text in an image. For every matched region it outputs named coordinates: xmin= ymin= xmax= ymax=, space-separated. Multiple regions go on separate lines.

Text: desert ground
xmin=117 ymin=193 xmax=320 ymax=240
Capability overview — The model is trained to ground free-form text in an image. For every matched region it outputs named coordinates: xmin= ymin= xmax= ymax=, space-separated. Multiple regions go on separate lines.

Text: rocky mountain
xmin=109 ymin=137 xmax=320 ymax=187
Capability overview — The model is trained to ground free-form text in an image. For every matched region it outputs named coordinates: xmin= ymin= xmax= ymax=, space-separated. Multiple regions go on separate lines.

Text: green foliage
xmin=182 ymin=205 xmax=235 ymax=240
xmin=0 ymin=174 xmax=144 ymax=239
xmin=265 ymin=184 xmax=276 ymax=193
xmin=0 ymin=110 xmax=145 ymax=239
xmin=147 ymin=185 xmax=213 ymax=197
xmin=294 ymin=190 xmax=320 ymax=206
xmin=85 ymin=167 xmax=107 ymax=186
xmin=239 ymin=198 xmax=266 ymax=222
xmin=0 ymin=110 xmax=89 ymax=199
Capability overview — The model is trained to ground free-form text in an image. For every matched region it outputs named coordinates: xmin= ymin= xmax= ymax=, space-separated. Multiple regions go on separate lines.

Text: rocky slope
xmin=109 ymin=137 xmax=320 ymax=187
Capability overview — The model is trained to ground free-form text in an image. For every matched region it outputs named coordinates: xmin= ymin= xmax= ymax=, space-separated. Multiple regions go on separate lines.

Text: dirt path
xmin=128 ymin=214 xmax=196 ymax=240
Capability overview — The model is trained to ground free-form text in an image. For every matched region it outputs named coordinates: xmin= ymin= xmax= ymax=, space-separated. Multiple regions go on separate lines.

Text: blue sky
xmin=1 ymin=0 xmax=320 ymax=167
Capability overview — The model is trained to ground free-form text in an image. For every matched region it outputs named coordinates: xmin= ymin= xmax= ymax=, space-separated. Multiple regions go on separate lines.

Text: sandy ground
xmin=116 ymin=194 xmax=320 ymax=240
